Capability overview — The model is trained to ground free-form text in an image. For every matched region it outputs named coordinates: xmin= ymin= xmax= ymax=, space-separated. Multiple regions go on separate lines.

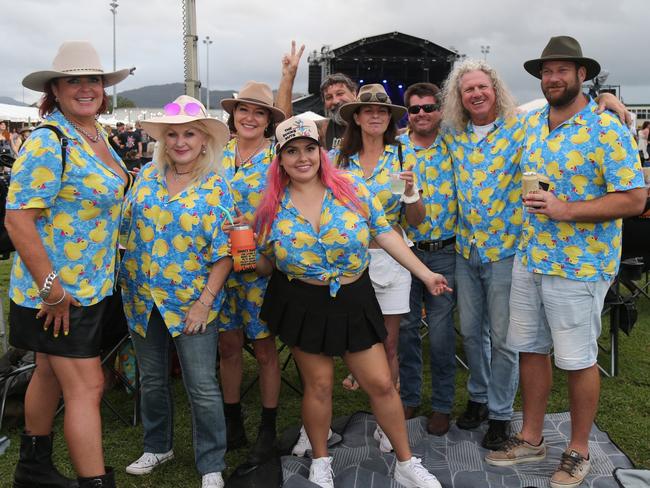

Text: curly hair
xmin=441 ymin=58 xmax=518 ymax=132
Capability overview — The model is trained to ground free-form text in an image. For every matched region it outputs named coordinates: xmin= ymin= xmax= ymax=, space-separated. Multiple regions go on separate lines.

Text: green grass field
xmin=0 ymin=258 xmax=649 ymax=487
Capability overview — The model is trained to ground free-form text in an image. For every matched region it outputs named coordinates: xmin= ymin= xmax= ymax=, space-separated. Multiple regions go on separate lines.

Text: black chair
xmin=241 ymin=340 xmax=302 ymax=398
xmin=0 ymin=361 xmax=35 ymax=432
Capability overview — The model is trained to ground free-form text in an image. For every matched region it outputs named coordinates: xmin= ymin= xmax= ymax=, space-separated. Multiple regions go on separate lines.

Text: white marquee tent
xmin=0 ymin=103 xmax=40 ymax=123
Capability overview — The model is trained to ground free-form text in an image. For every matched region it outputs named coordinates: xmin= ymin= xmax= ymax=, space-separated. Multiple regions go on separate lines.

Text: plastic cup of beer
xmin=522 ymin=172 xmax=539 ymax=196
xmin=390 ymin=172 xmax=406 ymax=195
xmin=230 ymin=224 xmax=256 ymax=272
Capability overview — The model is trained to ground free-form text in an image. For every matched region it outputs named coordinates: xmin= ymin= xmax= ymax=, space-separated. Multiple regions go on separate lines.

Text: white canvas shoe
xmin=292 ymin=425 xmax=333 ymax=457
xmin=309 ymin=456 xmax=334 ymax=488
xmin=373 ymin=425 xmax=394 ymax=453
xmin=394 ymin=456 xmax=442 ymax=488
xmin=125 ymin=449 xmax=174 ymax=475
xmin=201 ymin=472 xmax=224 ymax=488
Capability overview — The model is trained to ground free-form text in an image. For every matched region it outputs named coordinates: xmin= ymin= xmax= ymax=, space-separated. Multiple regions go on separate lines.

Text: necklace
xmin=236 ymin=139 xmax=266 ymax=167
xmin=171 ymin=166 xmax=193 ymax=182
xmin=69 ymin=120 xmax=101 ymax=143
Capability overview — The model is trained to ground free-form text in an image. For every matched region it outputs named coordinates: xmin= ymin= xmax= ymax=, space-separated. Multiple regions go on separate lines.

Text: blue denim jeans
xmin=455 ymin=246 xmax=518 ymax=420
xmin=130 ymin=307 xmax=226 ymax=475
xmin=399 ymin=244 xmax=457 ymax=413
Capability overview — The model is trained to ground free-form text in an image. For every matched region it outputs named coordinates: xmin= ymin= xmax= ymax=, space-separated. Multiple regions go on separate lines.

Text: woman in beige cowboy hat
xmin=216 ymin=81 xmax=286 ymax=473
xmin=332 ymin=84 xmax=424 ymax=452
xmin=119 ymin=95 xmax=233 ymax=488
xmin=6 ymin=40 xmax=133 ymax=488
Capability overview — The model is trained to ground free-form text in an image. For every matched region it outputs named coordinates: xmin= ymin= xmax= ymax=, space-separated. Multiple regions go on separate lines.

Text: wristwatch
xmin=38 ymin=271 xmax=57 ymax=300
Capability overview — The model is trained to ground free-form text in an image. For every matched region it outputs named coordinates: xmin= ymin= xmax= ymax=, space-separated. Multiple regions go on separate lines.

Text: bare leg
xmin=520 ymin=352 xmax=551 ymax=446
xmin=567 ymin=364 xmax=599 ymax=457
xmin=24 ymin=353 xmax=61 ymax=435
xmin=382 ymin=314 xmax=402 ymax=387
xmin=291 ymin=347 xmax=333 ymax=459
xmin=218 ymin=329 xmax=244 ymax=403
xmin=345 ymin=343 xmax=411 ymax=461
xmin=48 ymin=355 xmax=105 ymax=477
xmin=252 ymin=336 xmax=280 ymax=408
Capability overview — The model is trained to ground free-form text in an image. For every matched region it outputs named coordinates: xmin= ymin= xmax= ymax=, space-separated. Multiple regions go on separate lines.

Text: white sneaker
xmin=292 ymin=425 xmax=333 ymax=457
xmin=373 ymin=425 xmax=394 ymax=453
xmin=394 ymin=457 xmax=441 ymax=488
xmin=125 ymin=450 xmax=174 ymax=475
xmin=201 ymin=472 xmax=224 ymax=488
xmin=309 ymin=456 xmax=334 ymax=488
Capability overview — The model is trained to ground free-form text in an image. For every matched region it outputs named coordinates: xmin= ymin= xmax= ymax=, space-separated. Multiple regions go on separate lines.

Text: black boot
xmin=233 ymin=407 xmax=278 ymax=476
xmin=77 ymin=467 xmax=115 ymax=488
xmin=224 ymin=402 xmax=247 ymax=451
xmin=14 ymin=432 xmax=78 ymax=488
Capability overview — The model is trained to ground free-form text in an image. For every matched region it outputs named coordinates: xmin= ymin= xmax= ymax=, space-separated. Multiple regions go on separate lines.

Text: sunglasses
xmin=358 ymin=91 xmax=389 ymax=103
xmin=407 ymin=103 xmax=440 ymax=115
xmin=163 ymin=101 xmax=203 ymax=117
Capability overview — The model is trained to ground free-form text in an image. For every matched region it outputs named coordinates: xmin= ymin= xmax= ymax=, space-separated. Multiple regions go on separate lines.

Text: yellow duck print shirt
xmin=518 ymin=100 xmax=644 ymax=281
xmin=7 ymin=110 xmax=128 ymax=308
xmin=119 ymin=162 xmax=234 ymax=337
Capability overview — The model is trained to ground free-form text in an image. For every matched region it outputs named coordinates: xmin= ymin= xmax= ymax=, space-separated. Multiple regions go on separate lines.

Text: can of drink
xmin=230 ymin=224 xmax=257 ymax=272
xmin=522 ymin=171 xmax=539 ymax=196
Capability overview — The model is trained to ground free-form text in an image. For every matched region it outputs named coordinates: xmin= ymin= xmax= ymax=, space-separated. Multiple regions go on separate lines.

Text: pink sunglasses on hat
xmin=163 ymin=101 xmax=203 ymax=116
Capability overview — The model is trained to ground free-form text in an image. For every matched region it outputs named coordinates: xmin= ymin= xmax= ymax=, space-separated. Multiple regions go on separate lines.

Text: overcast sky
xmin=4 ymin=0 xmax=650 ymax=106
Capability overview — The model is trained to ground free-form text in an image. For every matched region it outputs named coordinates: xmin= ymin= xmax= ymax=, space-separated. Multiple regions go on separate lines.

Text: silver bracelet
xmin=39 ymin=271 xmax=58 ymax=300
xmin=42 ymin=288 xmax=66 ymax=306
xmin=205 ymin=284 xmax=217 ymax=297
xmin=401 ymin=190 xmax=421 ymax=204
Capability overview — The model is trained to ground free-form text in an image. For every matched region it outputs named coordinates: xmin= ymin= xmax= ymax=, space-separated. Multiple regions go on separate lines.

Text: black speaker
xmin=308 ymin=64 xmax=322 ymax=95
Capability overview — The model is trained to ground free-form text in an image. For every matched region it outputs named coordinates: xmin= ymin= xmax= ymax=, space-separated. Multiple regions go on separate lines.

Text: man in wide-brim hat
xmin=486 ymin=36 xmax=647 ymax=488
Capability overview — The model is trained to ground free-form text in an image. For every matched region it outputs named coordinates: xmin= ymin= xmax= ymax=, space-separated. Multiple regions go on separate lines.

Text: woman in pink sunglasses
xmin=119 ymin=95 xmax=233 ymax=488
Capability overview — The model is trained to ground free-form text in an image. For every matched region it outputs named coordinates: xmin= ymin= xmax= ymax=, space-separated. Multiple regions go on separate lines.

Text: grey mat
xmin=281 ymin=411 xmax=634 ymax=488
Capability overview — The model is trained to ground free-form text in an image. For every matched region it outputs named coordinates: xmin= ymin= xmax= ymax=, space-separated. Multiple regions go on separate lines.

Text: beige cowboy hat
xmin=22 ymin=40 xmax=134 ymax=92
xmin=524 ymin=36 xmax=601 ymax=81
xmin=140 ymin=95 xmax=230 ymax=148
xmin=339 ymin=84 xmax=407 ymax=123
xmin=220 ymin=81 xmax=286 ymax=123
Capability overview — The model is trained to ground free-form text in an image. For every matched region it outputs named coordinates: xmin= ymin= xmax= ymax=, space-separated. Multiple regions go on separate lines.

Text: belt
xmin=414 ymin=237 xmax=456 ymax=252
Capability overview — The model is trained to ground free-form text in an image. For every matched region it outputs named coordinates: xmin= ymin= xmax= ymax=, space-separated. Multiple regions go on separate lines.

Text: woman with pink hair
xmin=253 ymin=116 xmax=449 ymax=488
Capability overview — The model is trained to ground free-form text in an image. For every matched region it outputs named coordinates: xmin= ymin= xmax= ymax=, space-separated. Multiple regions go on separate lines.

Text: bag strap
xmin=35 ymin=125 xmax=68 ymax=174
xmin=397 ymin=143 xmax=403 ymax=171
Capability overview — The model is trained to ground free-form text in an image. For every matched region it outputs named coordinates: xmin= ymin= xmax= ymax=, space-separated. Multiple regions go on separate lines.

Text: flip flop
xmin=342 ymin=373 xmax=360 ymax=391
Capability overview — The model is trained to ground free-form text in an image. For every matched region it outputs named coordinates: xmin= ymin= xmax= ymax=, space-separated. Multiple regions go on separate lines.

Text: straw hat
xmin=524 ymin=36 xmax=601 ymax=81
xmin=139 ymin=95 xmax=229 ymax=148
xmin=22 ymin=40 xmax=133 ymax=92
xmin=220 ymin=81 xmax=286 ymax=123
xmin=339 ymin=84 xmax=407 ymax=123
xmin=275 ymin=116 xmax=320 ymax=152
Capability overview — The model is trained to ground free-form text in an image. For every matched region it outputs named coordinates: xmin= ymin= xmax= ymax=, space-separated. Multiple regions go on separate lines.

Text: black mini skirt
xmin=260 ymin=269 xmax=386 ymax=356
xmin=9 ymin=296 xmax=111 ymax=358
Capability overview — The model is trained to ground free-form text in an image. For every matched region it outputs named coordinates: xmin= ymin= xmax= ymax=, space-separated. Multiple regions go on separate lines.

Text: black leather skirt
xmin=9 ymin=296 xmax=112 ymax=358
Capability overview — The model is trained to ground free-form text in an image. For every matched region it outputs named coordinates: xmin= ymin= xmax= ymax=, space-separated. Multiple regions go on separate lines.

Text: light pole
xmin=110 ymin=1 xmax=119 ymax=112
xmin=480 ymin=45 xmax=490 ymax=61
xmin=203 ymin=36 xmax=213 ymax=111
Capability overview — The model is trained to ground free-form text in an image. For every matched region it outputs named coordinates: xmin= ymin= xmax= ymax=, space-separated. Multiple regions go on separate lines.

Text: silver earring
xmin=55 ymin=97 xmax=59 ymax=102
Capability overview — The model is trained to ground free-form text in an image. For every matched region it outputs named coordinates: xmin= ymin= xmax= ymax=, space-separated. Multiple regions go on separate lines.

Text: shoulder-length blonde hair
xmin=441 ymin=58 xmax=518 ymax=132
xmin=153 ymin=120 xmax=225 ymax=184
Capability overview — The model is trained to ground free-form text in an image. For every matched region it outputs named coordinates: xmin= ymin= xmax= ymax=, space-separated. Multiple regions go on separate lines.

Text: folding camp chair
xmin=241 ymin=340 xmax=303 ymax=398
xmin=0 ymin=362 xmax=36 ymax=432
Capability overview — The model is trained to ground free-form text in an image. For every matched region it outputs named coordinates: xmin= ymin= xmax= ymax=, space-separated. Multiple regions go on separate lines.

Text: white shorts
xmin=368 ymin=247 xmax=411 ymax=315
xmin=507 ymin=256 xmax=610 ymax=370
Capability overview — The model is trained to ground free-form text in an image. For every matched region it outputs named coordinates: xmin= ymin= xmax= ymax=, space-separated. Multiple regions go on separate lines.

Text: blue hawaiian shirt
xmin=331 ymin=143 xmax=418 ymax=226
xmin=7 ymin=110 xmax=128 ymax=308
xmin=263 ymin=173 xmax=392 ymax=296
xmin=518 ymin=100 xmax=644 ymax=281
xmin=443 ymin=116 xmax=525 ymax=262
xmin=119 ymin=162 xmax=233 ymax=337
xmin=397 ymin=132 xmax=457 ymax=242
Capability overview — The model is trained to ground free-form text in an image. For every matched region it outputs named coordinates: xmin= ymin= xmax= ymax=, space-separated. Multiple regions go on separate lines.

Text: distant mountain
xmin=117 ymin=83 xmax=304 ymax=108
xmin=0 ymin=96 xmax=29 ymax=106
xmin=117 ymin=83 xmax=236 ymax=108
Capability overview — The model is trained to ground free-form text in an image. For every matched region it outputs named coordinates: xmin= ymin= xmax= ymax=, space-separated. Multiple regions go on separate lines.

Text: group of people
xmin=4 ymin=33 xmax=646 ymax=488
xmin=0 ymin=121 xmax=33 ymax=159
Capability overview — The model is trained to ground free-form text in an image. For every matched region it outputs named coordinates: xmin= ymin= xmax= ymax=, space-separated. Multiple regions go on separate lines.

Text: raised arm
xmin=275 ymin=40 xmax=305 ymax=118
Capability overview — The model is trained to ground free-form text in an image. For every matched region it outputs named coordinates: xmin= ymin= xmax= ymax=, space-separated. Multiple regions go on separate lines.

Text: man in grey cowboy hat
xmin=485 ymin=36 xmax=646 ymax=488
xmin=276 ymin=41 xmax=357 ymax=151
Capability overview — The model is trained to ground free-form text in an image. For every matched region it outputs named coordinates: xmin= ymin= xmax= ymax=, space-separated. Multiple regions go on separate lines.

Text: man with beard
xmin=276 ymin=42 xmax=356 ymax=151
xmin=397 ymin=83 xmax=457 ymax=436
xmin=486 ymin=36 xmax=646 ymax=488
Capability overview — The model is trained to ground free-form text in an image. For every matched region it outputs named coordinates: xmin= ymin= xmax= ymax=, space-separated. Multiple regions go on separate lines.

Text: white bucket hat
xmin=140 ymin=95 xmax=230 ymax=148
xmin=22 ymin=40 xmax=134 ymax=92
